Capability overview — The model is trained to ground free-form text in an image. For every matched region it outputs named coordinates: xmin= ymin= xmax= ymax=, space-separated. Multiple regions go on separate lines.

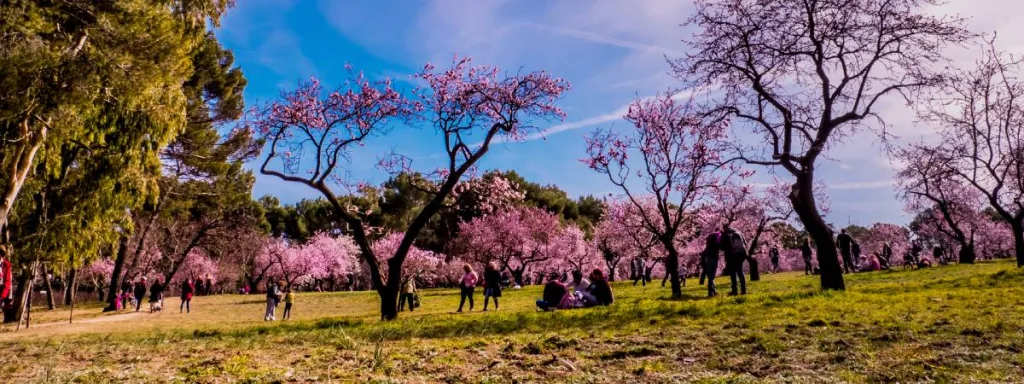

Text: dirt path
xmin=0 ymin=311 xmax=146 ymax=341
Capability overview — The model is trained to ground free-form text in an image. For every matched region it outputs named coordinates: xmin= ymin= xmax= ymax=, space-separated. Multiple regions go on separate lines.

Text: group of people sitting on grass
xmin=535 ymin=269 xmax=614 ymax=311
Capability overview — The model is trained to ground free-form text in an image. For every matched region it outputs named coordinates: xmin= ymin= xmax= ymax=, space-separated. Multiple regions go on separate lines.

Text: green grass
xmin=3 ymin=260 xmax=1024 ymax=383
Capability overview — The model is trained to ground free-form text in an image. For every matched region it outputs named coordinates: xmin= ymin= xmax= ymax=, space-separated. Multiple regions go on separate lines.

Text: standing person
xmin=0 ymin=247 xmax=11 ymax=303
xmin=720 ymin=224 xmax=748 ymax=296
xmin=119 ymin=279 xmax=132 ymax=310
xmin=133 ymin=278 xmax=147 ymax=312
xmin=631 ymin=258 xmax=646 ymax=286
xmin=205 ymin=275 xmax=214 ymax=295
xmin=179 ymin=278 xmax=194 ymax=314
xmin=482 ymin=262 xmax=502 ymax=311
xmin=933 ymin=245 xmax=945 ymax=266
xmin=264 ymin=280 xmax=280 ymax=321
xmin=282 ymin=287 xmax=294 ymax=320
xmin=836 ymin=229 xmax=855 ymax=274
xmin=702 ymin=230 xmax=721 ymax=297
xmin=398 ymin=274 xmax=416 ymax=312
xmin=801 ymin=238 xmax=814 ymax=275
xmin=852 ymin=241 xmax=862 ymax=268
xmin=456 ymin=264 xmax=477 ymax=313
xmin=769 ymin=247 xmax=780 ymax=273
xmin=149 ymin=278 xmax=164 ymax=312
xmin=881 ymin=242 xmax=893 ymax=268
xmin=194 ymin=278 xmax=205 ymax=297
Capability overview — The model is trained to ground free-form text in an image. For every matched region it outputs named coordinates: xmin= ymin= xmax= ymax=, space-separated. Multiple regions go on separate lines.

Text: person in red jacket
xmin=0 ymin=246 xmax=12 ymax=302
xmin=179 ymin=278 xmax=195 ymax=314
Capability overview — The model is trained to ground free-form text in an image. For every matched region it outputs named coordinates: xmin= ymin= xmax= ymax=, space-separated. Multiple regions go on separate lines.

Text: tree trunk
xmin=10 ymin=262 xmax=37 ymax=325
xmin=661 ymin=236 xmax=683 ymax=298
xmin=790 ymin=175 xmax=845 ymax=290
xmin=42 ymin=264 xmax=55 ymax=310
xmin=64 ymin=268 xmax=77 ymax=306
xmin=607 ymin=260 xmax=618 ymax=281
xmin=104 ymin=234 xmax=130 ymax=312
xmin=0 ymin=120 xmax=47 ymax=234
xmin=379 ymin=285 xmax=399 ymax=321
xmin=1013 ymin=223 xmax=1024 ymax=267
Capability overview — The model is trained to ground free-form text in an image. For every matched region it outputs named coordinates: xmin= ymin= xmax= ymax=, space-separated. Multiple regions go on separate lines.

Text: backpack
xmin=725 ymin=231 xmax=747 ymax=258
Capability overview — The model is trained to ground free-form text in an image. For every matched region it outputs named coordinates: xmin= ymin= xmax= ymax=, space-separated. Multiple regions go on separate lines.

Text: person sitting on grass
xmin=568 ymin=270 xmax=594 ymax=303
xmin=586 ymin=269 xmax=614 ymax=307
xmin=536 ymin=276 xmax=570 ymax=311
xmin=858 ymin=255 xmax=881 ymax=272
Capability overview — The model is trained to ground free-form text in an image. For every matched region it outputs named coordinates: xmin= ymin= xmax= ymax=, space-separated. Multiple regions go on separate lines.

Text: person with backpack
xmin=836 ymin=229 xmax=855 ymax=274
xmin=701 ymin=230 xmax=721 ymax=297
xmin=264 ymin=280 xmax=280 ymax=321
xmin=801 ymin=238 xmax=814 ymax=275
xmin=720 ymin=224 xmax=748 ymax=296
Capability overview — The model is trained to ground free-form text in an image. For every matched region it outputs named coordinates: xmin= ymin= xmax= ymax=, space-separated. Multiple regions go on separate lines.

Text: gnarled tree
xmin=673 ymin=0 xmax=971 ymax=289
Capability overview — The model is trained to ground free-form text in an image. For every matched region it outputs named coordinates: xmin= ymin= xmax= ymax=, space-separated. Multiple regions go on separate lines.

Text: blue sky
xmin=214 ymin=0 xmax=1024 ymax=228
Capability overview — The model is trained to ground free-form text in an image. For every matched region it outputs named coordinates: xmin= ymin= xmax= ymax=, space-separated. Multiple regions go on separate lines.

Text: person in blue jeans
xmin=702 ymin=231 xmax=721 ymax=297
xmin=720 ymin=225 xmax=747 ymax=296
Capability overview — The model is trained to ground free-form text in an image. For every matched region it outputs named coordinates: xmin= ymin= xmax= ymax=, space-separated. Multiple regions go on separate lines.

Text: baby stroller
xmin=150 ymin=295 xmax=163 ymax=313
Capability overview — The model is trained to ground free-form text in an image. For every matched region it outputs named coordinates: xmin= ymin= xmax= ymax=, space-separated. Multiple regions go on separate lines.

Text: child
xmin=282 ymin=287 xmax=294 ymax=320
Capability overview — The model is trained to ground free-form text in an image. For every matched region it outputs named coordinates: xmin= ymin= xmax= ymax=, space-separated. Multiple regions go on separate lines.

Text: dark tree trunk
xmin=42 ymin=264 xmax=55 ymax=310
xmin=748 ymin=258 xmax=761 ymax=281
xmin=10 ymin=262 xmax=37 ymax=325
xmin=64 ymin=268 xmax=77 ymax=306
xmin=790 ymin=175 xmax=845 ymax=290
xmin=1013 ymin=223 xmax=1024 ymax=267
xmin=104 ymin=234 xmax=130 ymax=312
xmin=607 ymin=260 xmax=618 ymax=281
xmin=660 ymin=236 xmax=683 ymax=298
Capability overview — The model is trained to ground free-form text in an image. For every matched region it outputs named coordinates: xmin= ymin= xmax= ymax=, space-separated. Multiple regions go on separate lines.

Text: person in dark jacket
xmin=180 ymin=278 xmax=195 ymax=313
xmin=149 ymin=279 xmax=164 ymax=312
xmin=536 ymin=278 xmax=568 ymax=311
xmin=587 ymin=269 xmax=614 ymax=306
xmin=702 ymin=231 xmax=721 ymax=297
xmin=482 ymin=262 xmax=502 ymax=311
xmin=801 ymin=238 xmax=814 ymax=275
xmin=837 ymin=229 xmax=854 ymax=274
xmin=133 ymin=278 xmax=147 ymax=312
xmin=720 ymin=225 xmax=748 ymax=296
xmin=769 ymin=247 xmax=780 ymax=273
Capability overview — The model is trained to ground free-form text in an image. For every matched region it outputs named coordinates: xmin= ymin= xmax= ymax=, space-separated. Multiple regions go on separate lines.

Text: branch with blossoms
xmin=249 ymin=56 xmax=568 ymax=318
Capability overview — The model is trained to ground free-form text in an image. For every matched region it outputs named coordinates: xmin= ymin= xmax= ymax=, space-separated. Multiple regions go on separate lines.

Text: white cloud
xmin=828 ymin=180 xmax=895 ymax=190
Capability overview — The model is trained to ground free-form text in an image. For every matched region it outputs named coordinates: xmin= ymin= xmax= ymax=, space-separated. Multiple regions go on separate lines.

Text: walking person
xmin=769 ymin=247 xmax=780 ymax=273
xmin=881 ymin=242 xmax=893 ymax=269
xmin=149 ymin=278 xmax=164 ymax=312
xmin=837 ymin=229 xmax=855 ymax=274
xmin=133 ymin=277 xmax=147 ymax=312
xmin=398 ymin=274 xmax=416 ymax=312
xmin=631 ymin=258 xmax=646 ymax=286
xmin=456 ymin=264 xmax=477 ymax=313
xmin=801 ymin=238 xmax=814 ymax=275
xmin=702 ymin=230 xmax=721 ymax=297
xmin=264 ymin=280 xmax=280 ymax=321
xmin=179 ymin=278 xmax=194 ymax=314
xmin=482 ymin=262 xmax=502 ymax=311
xmin=282 ymin=287 xmax=294 ymax=320
xmin=720 ymin=224 xmax=748 ymax=296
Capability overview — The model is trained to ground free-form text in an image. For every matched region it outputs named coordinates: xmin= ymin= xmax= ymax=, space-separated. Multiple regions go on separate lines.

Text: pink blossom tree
xmin=81 ymin=258 xmax=115 ymax=302
xmin=859 ymin=223 xmax=911 ymax=266
xmin=249 ymin=57 xmax=569 ymax=319
xmin=457 ymin=206 xmax=563 ymax=286
xmin=594 ymin=199 xmax=640 ymax=281
xmin=584 ymin=92 xmax=729 ymax=297
xmin=674 ymin=0 xmax=971 ymax=289
xmin=173 ymin=250 xmax=218 ymax=285
xmin=913 ymin=42 xmax=1024 ymax=266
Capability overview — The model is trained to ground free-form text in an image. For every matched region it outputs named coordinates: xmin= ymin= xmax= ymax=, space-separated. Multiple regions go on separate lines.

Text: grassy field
xmin=2 ymin=261 xmax=1023 ymax=383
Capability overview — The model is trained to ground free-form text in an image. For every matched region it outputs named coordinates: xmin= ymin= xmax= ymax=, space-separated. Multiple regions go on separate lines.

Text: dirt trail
xmin=0 ymin=311 xmax=146 ymax=340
